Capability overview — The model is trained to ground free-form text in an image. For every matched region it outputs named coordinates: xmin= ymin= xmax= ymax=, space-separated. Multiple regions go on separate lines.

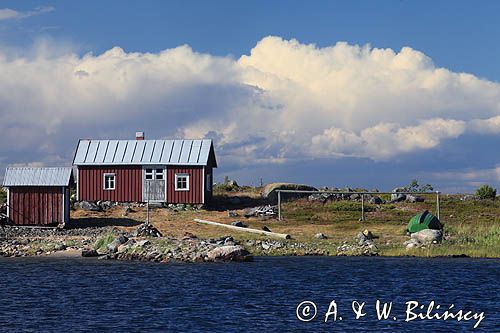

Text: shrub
xmin=475 ymin=185 xmax=497 ymax=200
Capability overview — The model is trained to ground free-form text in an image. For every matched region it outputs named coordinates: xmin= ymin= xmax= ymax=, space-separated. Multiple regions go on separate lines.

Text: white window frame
xmin=103 ymin=173 xmax=116 ymax=190
xmin=155 ymin=168 xmax=164 ymax=180
xmin=145 ymin=168 xmax=154 ymax=180
xmin=175 ymin=173 xmax=190 ymax=191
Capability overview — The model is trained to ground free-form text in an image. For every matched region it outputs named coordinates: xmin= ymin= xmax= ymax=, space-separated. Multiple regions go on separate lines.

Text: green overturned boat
xmin=407 ymin=210 xmax=442 ymax=233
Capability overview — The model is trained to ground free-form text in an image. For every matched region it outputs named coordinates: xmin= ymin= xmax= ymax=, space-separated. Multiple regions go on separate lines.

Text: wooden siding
xmin=167 ymin=166 xmax=204 ymax=204
xmin=8 ymin=186 xmax=65 ymax=225
xmin=78 ymin=166 xmax=142 ymax=202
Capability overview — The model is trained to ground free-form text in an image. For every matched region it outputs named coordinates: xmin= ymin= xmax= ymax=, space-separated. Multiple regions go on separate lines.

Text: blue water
xmin=0 ymin=256 xmax=498 ymax=332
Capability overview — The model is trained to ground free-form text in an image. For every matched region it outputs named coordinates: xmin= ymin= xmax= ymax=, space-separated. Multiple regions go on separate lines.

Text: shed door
xmin=143 ymin=168 xmax=166 ymax=202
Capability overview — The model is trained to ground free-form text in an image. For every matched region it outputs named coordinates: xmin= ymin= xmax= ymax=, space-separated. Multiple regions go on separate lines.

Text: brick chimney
xmin=135 ymin=131 xmax=145 ymax=140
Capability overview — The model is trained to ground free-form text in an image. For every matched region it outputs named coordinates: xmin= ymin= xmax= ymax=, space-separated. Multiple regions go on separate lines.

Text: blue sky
xmin=0 ymin=1 xmax=499 ymax=192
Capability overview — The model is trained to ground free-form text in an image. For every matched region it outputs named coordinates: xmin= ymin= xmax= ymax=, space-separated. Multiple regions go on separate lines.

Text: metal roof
xmin=3 ymin=167 xmax=73 ymax=187
xmin=73 ymin=139 xmax=216 ymax=166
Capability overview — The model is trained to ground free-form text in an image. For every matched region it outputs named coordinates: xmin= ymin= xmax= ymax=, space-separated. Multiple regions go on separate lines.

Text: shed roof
xmin=3 ymin=167 xmax=73 ymax=187
xmin=73 ymin=139 xmax=217 ymax=167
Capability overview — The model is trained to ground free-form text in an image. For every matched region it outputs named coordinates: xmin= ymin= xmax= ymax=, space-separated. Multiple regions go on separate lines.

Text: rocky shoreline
xmin=0 ymin=223 xmax=383 ymax=262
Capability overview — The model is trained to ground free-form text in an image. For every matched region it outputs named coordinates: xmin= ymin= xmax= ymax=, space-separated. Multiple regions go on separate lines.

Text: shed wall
xmin=205 ymin=165 xmax=213 ymax=203
xmin=8 ymin=186 xmax=66 ymax=225
xmin=78 ymin=166 xmax=142 ymax=202
xmin=167 ymin=166 xmax=204 ymax=204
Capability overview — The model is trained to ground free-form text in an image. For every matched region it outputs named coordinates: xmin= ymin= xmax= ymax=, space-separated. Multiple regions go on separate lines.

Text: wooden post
xmin=194 ymin=219 xmax=291 ymax=239
xmin=436 ymin=191 xmax=441 ymax=220
xmin=278 ymin=190 xmax=281 ymax=221
xmin=361 ymin=194 xmax=365 ymax=222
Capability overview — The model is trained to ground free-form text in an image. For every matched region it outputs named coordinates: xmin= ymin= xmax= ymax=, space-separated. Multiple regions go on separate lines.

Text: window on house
xmin=104 ymin=173 xmax=116 ymax=190
xmin=175 ymin=174 xmax=189 ymax=191
xmin=155 ymin=169 xmax=164 ymax=180
xmin=145 ymin=169 xmax=153 ymax=180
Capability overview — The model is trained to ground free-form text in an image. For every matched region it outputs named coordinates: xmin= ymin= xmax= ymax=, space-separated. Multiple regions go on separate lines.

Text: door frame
xmin=142 ymin=166 xmax=167 ymax=202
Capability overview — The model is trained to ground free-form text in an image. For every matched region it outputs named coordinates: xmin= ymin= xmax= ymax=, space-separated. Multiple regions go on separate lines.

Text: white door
xmin=143 ymin=167 xmax=166 ymax=202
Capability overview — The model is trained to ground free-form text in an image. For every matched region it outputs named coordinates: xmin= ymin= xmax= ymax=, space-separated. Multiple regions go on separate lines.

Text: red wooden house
xmin=2 ymin=167 xmax=73 ymax=226
xmin=72 ymin=133 xmax=217 ymax=205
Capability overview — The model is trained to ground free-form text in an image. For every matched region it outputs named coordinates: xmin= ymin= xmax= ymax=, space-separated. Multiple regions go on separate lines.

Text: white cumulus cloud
xmin=0 ymin=6 xmax=54 ymax=21
xmin=0 ymin=36 xmax=499 ymax=171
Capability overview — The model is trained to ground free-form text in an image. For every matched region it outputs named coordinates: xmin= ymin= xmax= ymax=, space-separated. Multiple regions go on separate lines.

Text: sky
xmin=0 ymin=0 xmax=499 ymax=192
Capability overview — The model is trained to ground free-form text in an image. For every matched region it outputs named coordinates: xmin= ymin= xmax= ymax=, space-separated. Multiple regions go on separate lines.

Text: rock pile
xmin=336 ymin=230 xmax=379 ymax=256
xmin=243 ymin=205 xmax=277 ymax=218
xmin=307 ymin=192 xmax=384 ymax=204
xmin=97 ymin=235 xmax=253 ymax=263
xmin=132 ymin=223 xmax=163 ymax=237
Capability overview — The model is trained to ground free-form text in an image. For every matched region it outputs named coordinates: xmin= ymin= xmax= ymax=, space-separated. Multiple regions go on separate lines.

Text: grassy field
xmin=71 ymin=189 xmax=500 ymax=258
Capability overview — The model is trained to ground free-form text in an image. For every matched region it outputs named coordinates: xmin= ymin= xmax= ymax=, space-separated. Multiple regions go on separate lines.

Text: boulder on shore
xmin=263 ymin=183 xmax=318 ymax=203
xmin=81 ymin=249 xmax=99 ymax=257
xmin=411 ymin=229 xmax=442 ymax=243
xmin=206 ymin=245 xmax=252 ymax=262
xmin=107 ymin=235 xmax=129 ymax=253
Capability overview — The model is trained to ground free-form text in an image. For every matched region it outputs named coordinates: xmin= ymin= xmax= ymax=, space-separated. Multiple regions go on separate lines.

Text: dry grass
xmin=70 ymin=191 xmax=500 ymax=258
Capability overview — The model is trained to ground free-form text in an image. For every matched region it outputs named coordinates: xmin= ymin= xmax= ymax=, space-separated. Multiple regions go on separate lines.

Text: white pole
xmin=146 ymin=181 xmax=150 ymax=225
xmin=278 ymin=190 xmax=281 ymax=221
xmin=361 ymin=194 xmax=365 ymax=222
xmin=436 ymin=191 xmax=441 ymax=220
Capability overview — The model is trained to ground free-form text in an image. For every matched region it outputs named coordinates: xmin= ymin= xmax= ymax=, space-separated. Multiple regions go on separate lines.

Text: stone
xmin=132 ymin=223 xmax=162 ymax=237
xmin=231 ymin=221 xmax=248 ymax=228
xmin=227 ymin=210 xmax=239 ymax=217
xmin=182 ymin=232 xmax=197 ymax=240
xmin=107 ymin=235 xmax=129 ymax=253
xmin=411 ymin=229 xmax=442 ymax=243
xmin=79 ymin=201 xmax=102 ymax=211
xmin=369 ymin=196 xmax=383 ymax=204
xmin=206 ymin=245 xmax=252 ymax=262
xmin=117 ymin=243 xmax=130 ymax=253
xmin=362 ymin=229 xmax=374 ymax=240
xmin=390 ymin=193 xmax=406 ymax=202
xmin=406 ymin=195 xmax=425 ymax=203
xmin=404 ymin=239 xmax=421 ymax=249
xmin=122 ymin=206 xmax=134 ymax=216
xmin=308 ymin=193 xmax=334 ymax=203
xmin=243 ymin=205 xmax=277 ymax=218
xmin=315 ymin=233 xmax=328 ymax=239
xmin=54 ymin=243 xmax=66 ymax=251
xmin=81 ymin=249 xmax=99 ymax=257
xmin=99 ymin=201 xmax=113 ymax=210
xmin=349 ymin=193 xmax=361 ymax=201
xmin=136 ymin=240 xmax=151 ymax=247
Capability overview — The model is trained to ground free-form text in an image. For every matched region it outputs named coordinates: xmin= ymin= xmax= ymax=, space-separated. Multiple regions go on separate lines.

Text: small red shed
xmin=72 ymin=133 xmax=217 ymax=205
xmin=2 ymin=167 xmax=73 ymax=226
